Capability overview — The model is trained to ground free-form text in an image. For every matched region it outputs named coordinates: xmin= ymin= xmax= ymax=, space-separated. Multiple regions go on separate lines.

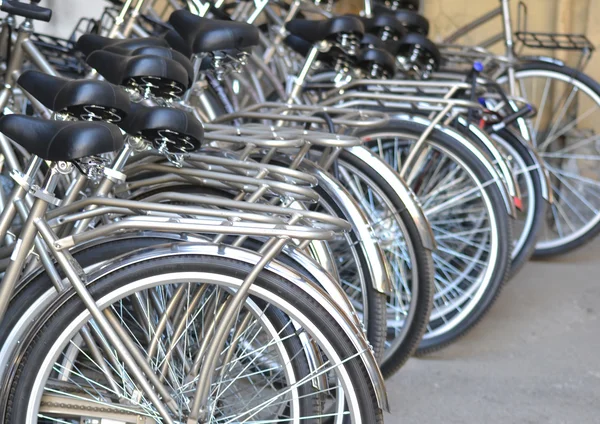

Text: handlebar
xmin=0 ymin=0 xmax=52 ymax=22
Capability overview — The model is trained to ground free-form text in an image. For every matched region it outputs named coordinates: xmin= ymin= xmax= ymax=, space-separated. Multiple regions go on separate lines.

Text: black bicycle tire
xmin=356 ymin=119 xmax=512 ymax=354
xmin=334 ymin=149 xmax=435 ymax=377
xmin=508 ymin=60 xmax=600 ymax=257
xmin=5 ymin=254 xmax=383 ymax=423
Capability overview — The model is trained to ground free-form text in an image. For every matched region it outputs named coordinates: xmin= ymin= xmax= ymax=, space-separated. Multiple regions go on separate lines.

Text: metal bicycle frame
xmin=285 ymin=51 xmax=517 ymax=216
xmin=0 ymin=151 xmax=370 ymax=422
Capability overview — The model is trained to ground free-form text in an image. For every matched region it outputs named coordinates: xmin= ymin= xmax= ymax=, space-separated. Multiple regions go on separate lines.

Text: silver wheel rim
xmin=365 ymin=132 xmax=500 ymax=338
xmin=491 ymin=134 xmax=537 ymax=260
xmin=499 ymin=69 xmax=600 ymax=251
xmin=335 ymin=160 xmax=420 ymax=362
xmin=23 ymin=272 xmax=364 ymax=423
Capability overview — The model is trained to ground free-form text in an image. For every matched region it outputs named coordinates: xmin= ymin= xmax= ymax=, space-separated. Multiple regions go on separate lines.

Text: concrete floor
xmin=385 ymin=238 xmax=600 ymax=423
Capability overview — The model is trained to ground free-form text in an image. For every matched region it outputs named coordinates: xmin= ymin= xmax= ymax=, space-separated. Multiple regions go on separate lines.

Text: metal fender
xmin=300 ymin=160 xmax=394 ymax=294
xmin=392 ymin=114 xmax=516 ymax=216
xmin=342 ymin=144 xmax=437 ymax=250
xmin=87 ymin=242 xmax=390 ymax=412
xmin=456 ymin=116 xmax=520 ymax=216
xmin=0 ymin=240 xmax=388 ymax=412
xmin=494 ymin=127 xmax=553 ymax=203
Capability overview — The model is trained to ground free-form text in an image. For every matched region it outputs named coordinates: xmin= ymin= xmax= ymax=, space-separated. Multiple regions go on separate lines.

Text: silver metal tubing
xmin=364 ymin=0 xmax=373 ymax=17
xmin=0 ymin=19 xmax=11 ymax=60
xmin=400 ymin=103 xmax=455 ymax=176
xmin=140 ymin=192 xmax=351 ymax=230
xmin=108 ymin=0 xmax=136 ymax=38
xmin=303 ymin=160 xmax=394 ymax=293
xmin=53 ymin=217 xmax=340 ymax=251
xmin=399 ymin=113 xmax=515 ymax=215
xmin=156 ymin=285 xmax=208 ymax=377
xmin=203 ymin=130 xmax=305 ymax=148
xmin=188 ymin=236 xmax=289 ymax=423
xmin=13 ymin=197 xmax=64 ymax=291
xmin=480 ymin=32 xmax=506 ymax=49
xmin=60 ymin=175 xmax=88 ymax=211
xmin=3 ymin=22 xmax=29 ymax=87
xmin=73 ymin=145 xmax=133 ymax=235
xmin=321 ymin=78 xmax=473 ymax=95
xmin=22 ymin=39 xmax=59 ymax=77
xmin=288 ymin=45 xmax=321 ymax=104
xmin=185 ymin=152 xmax=319 ymax=185
xmin=131 ymin=22 xmax=151 ymax=38
xmin=187 ymin=290 xmax=229 ymax=376
xmin=49 ymin=198 xmax=291 ymax=225
xmin=247 ymin=0 xmax=270 ymax=24
xmin=120 ymin=0 xmax=146 ymax=38
xmin=262 ymin=0 xmax=301 ymax=64
xmin=0 ymin=157 xmax=43 ymax=240
xmin=501 ymin=0 xmax=517 ymax=95
xmin=59 ymin=194 xmax=347 ymax=231
xmin=15 ymin=86 xmax=52 ymax=119
xmin=320 ymin=91 xmax=484 ymax=112
xmin=123 ymin=162 xmax=321 ymax=201
xmin=35 ymin=221 xmax=179 ymax=422
xmin=78 ymin=325 xmax=125 ymax=398
xmin=213 ymin=102 xmax=391 ymax=131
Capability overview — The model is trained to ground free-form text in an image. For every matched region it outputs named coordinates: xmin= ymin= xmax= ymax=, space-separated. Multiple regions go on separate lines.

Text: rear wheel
xmin=4 ymin=254 xmax=383 ymax=423
xmin=331 ymin=148 xmax=435 ymax=375
xmin=499 ymin=62 xmax=600 ymax=256
xmin=132 ymin=180 xmax=389 ymax=363
xmin=492 ymin=128 xmax=546 ymax=277
xmin=358 ymin=119 xmax=512 ymax=353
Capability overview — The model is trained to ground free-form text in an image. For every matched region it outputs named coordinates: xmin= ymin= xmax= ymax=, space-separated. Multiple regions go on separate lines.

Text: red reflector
xmin=514 ymin=197 xmax=523 ymax=211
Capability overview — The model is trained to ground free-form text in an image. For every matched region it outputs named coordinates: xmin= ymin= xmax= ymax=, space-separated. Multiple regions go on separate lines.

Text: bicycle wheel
xmin=3 ymin=252 xmax=383 ymax=423
xmin=498 ymin=61 xmax=600 ymax=256
xmin=130 ymin=179 xmax=388 ymax=362
xmin=325 ymin=148 xmax=435 ymax=376
xmin=358 ymin=119 xmax=512 ymax=353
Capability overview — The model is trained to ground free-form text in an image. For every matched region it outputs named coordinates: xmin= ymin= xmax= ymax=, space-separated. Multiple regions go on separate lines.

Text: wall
xmin=31 ymin=0 xmax=109 ymax=39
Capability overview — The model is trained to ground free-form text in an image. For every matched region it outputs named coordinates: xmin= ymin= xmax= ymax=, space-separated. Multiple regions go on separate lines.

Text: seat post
xmin=183 ymin=54 xmax=206 ymax=103
xmin=287 ymin=44 xmax=322 ymax=105
xmin=72 ymin=144 xmax=133 ymax=235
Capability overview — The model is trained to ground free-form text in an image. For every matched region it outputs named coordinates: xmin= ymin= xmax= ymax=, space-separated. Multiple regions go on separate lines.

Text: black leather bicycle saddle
xmin=122 ymin=104 xmax=203 ymax=154
xmin=286 ymin=16 xmax=365 ymax=44
xmin=163 ymin=30 xmax=193 ymax=58
xmin=373 ymin=6 xmax=429 ymax=35
xmin=0 ymin=115 xmax=124 ymax=162
xmin=18 ymin=71 xmax=130 ymax=123
xmin=103 ymin=46 xmax=194 ymax=86
xmin=397 ymin=32 xmax=441 ymax=69
xmin=168 ymin=10 xmax=259 ymax=54
xmin=361 ymin=33 xmax=401 ymax=55
xmin=86 ymin=50 xmax=190 ymax=99
xmin=374 ymin=0 xmax=420 ymax=10
xmin=392 ymin=9 xmax=429 ymax=35
xmin=75 ymin=34 xmax=170 ymax=57
xmin=362 ymin=14 xmax=407 ymax=39
xmin=357 ymin=48 xmax=397 ymax=77
xmin=284 ymin=34 xmax=313 ymax=57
